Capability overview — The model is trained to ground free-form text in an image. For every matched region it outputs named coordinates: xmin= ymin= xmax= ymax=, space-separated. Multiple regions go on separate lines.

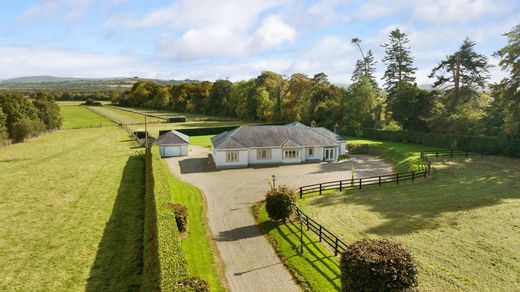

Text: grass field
xmin=89 ymin=106 xmax=163 ymax=124
xmin=300 ymin=155 xmax=520 ymax=291
xmin=190 ymin=135 xmax=214 ymax=148
xmin=113 ymin=106 xmax=238 ymax=122
xmin=254 ymin=204 xmax=341 ymax=291
xmin=167 ymin=173 xmax=225 ymax=291
xmin=0 ymin=127 xmax=145 ymax=291
xmin=60 ymin=105 xmax=116 ymax=129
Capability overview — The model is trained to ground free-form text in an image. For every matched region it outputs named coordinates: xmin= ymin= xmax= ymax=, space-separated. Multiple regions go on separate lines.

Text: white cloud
xmin=255 ymin=15 xmax=296 ymax=49
xmin=412 ymin=0 xmax=509 ymax=24
xmin=20 ymin=0 xmax=93 ymax=23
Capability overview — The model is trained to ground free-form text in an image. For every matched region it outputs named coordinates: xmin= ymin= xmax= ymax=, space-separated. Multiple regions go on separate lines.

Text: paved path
xmin=165 ymin=147 xmax=392 ymax=292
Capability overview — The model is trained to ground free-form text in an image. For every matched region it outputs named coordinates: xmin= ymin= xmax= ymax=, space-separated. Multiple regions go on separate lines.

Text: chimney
xmin=311 ymin=120 xmax=316 ymax=128
xmin=333 ymin=122 xmax=339 ymax=134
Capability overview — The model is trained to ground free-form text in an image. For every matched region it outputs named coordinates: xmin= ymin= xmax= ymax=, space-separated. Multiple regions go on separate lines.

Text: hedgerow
xmin=343 ymin=126 xmax=520 ymax=157
xmin=143 ymin=146 xmax=188 ymax=291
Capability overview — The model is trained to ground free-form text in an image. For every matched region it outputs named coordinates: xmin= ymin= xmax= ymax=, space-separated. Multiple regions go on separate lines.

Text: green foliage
xmin=347 ymin=143 xmax=369 ymax=154
xmin=265 ymin=185 xmax=296 ymax=222
xmin=169 ymin=203 xmax=189 ymax=233
xmin=0 ymin=109 xmax=8 ymax=141
xmin=340 ymin=239 xmax=418 ymax=292
xmin=144 ymin=146 xmax=188 ymax=291
xmin=344 ymin=126 xmax=516 ymax=156
xmin=10 ymin=117 xmax=44 ymax=142
xmin=341 ymin=77 xmax=381 ymax=128
xmin=388 ymin=81 xmax=434 ymax=131
xmin=381 ymin=28 xmax=417 ymax=90
xmin=175 ymin=276 xmax=210 ymax=292
xmin=429 ymin=38 xmax=490 ymax=111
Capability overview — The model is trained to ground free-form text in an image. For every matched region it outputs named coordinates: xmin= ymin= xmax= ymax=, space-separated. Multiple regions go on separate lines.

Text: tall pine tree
xmin=429 ymin=38 xmax=490 ymax=111
xmin=381 ymin=28 xmax=417 ymax=90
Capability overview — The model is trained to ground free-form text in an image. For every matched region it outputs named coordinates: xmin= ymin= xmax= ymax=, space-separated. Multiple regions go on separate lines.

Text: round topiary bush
xmin=168 ymin=203 xmax=188 ymax=233
xmin=265 ymin=185 xmax=296 ymax=222
xmin=340 ymin=239 xmax=418 ymax=292
xmin=175 ymin=276 xmax=209 ymax=292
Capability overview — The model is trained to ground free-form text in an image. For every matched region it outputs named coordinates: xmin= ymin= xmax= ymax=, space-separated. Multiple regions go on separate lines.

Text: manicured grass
xmin=0 ymin=127 xmax=144 ymax=291
xmin=348 ymin=137 xmax=439 ymax=172
xmin=300 ymin=155 xmax=520 ymax=291
xmin=60 ymin=105 xmax=116 ymax=129
xmin=89 ymin=106 xmax=163 ymax=124
xmin=190 ymin=135 xmax=214 ymax=148
xmin=166 ymin=171 xmax=225 ymax=291
xmin=254 ymin=204 xmax=341 ymax=291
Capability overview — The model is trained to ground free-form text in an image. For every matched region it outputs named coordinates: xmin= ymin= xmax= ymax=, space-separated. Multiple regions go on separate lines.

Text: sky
xmin=0 ymin=0 xmax=518 ymax=84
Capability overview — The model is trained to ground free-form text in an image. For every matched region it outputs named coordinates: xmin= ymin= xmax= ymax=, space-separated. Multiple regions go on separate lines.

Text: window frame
xmin=226 ymin=151 xmax=239 ymax=162
xmin=257 ymin=148 xmax=272 ymax=160
xmin=308 ymin=148 xmax=314 ymax=157
xmin=283 ymin=149 xmax=300 ymax=159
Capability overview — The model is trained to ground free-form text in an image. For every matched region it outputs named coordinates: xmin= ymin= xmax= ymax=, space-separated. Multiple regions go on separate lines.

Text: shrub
xmin=340 ymin=239 xmax=418 ymax=292
xmin=347 ymin=143 xmax=369 ymax=154
xmin=168 ymin=203 xmax=189 ymax=233
xmin=175 ymin=276 xmax=210 ymax=292
xmin=265 ymin=185 xmax=296 ymax=222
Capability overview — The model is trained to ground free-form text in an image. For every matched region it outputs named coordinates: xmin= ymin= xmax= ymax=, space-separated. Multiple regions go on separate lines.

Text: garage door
xmin=163 ymin=145 xmax=181 ymax=157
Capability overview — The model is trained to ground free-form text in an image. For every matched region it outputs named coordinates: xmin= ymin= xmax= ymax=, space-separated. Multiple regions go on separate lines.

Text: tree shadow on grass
xmin=258 ymin=217 xmax=341 ymax=290
xmin=307 ymin=157 xmax=520 ymax=236
xmin=85 ymin=155 xmax=145 ymax=292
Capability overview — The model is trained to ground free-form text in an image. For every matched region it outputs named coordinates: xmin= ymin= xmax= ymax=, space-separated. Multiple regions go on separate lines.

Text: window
xmin=308 ymin=148 xmax=314 ymax=156
xmin=226 ymin=151 xmax=239 ymax=162
xmin=283 ymin=149 xmax=300 ymax=159
xmin=257 ymin=149 xmax=271 ymax=160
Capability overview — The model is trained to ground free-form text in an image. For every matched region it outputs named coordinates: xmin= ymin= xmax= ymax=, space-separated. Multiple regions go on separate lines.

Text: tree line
xmin=0 ymin=92 xmax=62 ymax=142
xmin=115 ymin=25 xmax=519 ymax=139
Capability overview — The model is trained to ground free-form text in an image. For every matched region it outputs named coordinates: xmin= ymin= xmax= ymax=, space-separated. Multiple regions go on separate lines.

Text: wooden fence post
xmin=378 ymin=176 xmax=381 ymax=187
xmin=319 ymin=184 xmax=322 ymax=195
xmin=412 ymin=171 xmax=415 ymax=182
xmin=339 ymin=180 xmax=342 ymax=192
xmin=319 ymin=226 xmax=322 ymax=242
xmin=396 ymin=173 xmax=399 ymax=185
xmin=334 ymin=238 xmax=339 ymax=256
xmin=300 ymin=188 xmax=303 ymax=199
xmin=359 ymin=178 xmax=362 ymax=190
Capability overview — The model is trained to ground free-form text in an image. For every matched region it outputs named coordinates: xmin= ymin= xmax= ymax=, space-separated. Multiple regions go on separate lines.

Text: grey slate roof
xmin=211 ymin=123 xmax=343 ymax=150
xmin=310 ymin=127 xmax=346 ymax=142
xmin=155 ymin=130 xmax=189 ymax=145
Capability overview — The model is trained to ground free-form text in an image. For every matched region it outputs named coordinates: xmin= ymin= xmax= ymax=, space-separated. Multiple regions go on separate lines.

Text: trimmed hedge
xmin=176 ymin=126 xmax=238 ymax=136
xmin=175 ymin=276 xmax=210 ymax=292
xmin=144 ymin=146 xmax=188 ymax=291
xmin=343 ymin=126 xmax=520 ymax=157
xmin=340 ymin=239 xmax=418 ymax=291
xmin=265 ymin=185 xmax=296 ymax=222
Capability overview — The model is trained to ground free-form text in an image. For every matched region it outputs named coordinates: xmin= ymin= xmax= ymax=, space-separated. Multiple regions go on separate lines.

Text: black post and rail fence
xmin=293 ymin=149 xmax=487 ymax=257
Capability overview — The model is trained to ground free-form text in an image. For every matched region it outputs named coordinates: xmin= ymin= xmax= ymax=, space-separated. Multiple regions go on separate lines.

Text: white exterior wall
xmin=281 ymin=147 xmax=304 ymax=164
xmin=213 ymin=149 xmax=248 ymax=169
xmin=339 ymin=142 xmax=346 ymax=155
xmin=305 ymin=146 xmax=324 ymax=161
xmin=180 ymin=145 xmax=189 ymax=156
xmin=248 ymin=148 xmax=283 ymax=165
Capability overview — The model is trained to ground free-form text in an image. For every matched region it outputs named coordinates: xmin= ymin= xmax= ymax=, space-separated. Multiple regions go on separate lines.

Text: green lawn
xmin=60 ymin=105 xmax=116 ymax=129
xmin=190 ymin=135 xmax=214 ymax=148
xmin=166 ymin=173 xmax=225 ymax=291
xmin=0 ymin=127 xmax=144 ymax=291
xmin=348 ymin=137 xmax=439 ymax=172
xmin=300 ymin=155 xmax=520 ymax=291
xmin=254 ymin=204 xmax=341 ymax=291
xmin=89 ymin=106 xmax=163 ymax=124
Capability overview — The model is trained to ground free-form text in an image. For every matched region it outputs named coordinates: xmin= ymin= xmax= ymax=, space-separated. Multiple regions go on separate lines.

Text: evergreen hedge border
xmin=342 ymin=126 xmax=520 ymax=157
xmin=144 ymin=146 xmax=188 ymax=291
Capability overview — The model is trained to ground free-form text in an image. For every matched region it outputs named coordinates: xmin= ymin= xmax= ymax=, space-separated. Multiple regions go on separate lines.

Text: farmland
xmin=0 ymin=127 xmax=144 ymax=291
xmin=60 ymin=104 xmax=116 ymax=129
xmin=298 ymin=142 xmax=520 ymax=291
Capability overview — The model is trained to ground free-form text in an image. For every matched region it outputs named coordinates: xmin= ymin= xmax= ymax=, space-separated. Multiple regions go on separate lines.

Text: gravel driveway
xmin=165 ymin=146 xmax=392 ymax=292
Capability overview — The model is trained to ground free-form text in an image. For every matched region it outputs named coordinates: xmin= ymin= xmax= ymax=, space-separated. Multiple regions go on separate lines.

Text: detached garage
xmin=155 ymin=130 xmax=190 ymax=158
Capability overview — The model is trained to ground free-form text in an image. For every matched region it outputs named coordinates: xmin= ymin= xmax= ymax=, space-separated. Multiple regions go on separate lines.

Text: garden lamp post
xmin=272 ymin=174 xmax=276 ymax=189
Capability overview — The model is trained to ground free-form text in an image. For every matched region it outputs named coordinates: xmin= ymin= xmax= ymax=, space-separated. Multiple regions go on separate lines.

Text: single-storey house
xmin=210 ymin=122 xmax=346 ymax=169
xmin=155 ymin=130 xmax=189 ymax=158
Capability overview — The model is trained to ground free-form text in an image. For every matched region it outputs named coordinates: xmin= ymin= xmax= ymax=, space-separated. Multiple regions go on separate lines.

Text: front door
xmin=324 ymin=148 xmax=335 ymax=160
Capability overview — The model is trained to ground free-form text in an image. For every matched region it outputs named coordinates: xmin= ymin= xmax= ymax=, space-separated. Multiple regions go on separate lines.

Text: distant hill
xmin=0 ymin=76 xmax=192 ymax=92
